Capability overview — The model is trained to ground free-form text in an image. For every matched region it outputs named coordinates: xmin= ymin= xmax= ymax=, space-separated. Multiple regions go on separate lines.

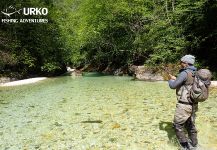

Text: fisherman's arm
xmin=168 ymin=72 xmax=187 ymax=89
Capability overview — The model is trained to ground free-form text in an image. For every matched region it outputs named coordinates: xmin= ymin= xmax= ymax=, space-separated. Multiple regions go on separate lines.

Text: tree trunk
xmin=172 ymin=0 xmax=175 ymax=11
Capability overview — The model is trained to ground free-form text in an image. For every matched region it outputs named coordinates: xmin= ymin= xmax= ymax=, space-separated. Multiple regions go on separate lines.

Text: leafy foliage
xmin=0 ymin=0 xmax=216 ymax=78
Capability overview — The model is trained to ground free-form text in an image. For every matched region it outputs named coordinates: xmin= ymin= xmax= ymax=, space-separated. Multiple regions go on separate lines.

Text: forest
xmin=0 ymin=0 xmax=217 ymax=78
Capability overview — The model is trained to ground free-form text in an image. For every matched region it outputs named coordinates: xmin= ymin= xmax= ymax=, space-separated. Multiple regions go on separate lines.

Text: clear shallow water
xmin=0 ymin=75 xmax=217 ymax=150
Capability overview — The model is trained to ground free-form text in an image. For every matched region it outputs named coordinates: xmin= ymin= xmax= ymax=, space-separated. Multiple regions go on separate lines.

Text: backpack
xmin=189 ymin=69 xmax=212 ymax=102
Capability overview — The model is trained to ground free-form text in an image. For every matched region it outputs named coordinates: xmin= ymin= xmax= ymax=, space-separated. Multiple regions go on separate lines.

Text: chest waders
xmin=173 ymin=71 xmax=198 ymax=149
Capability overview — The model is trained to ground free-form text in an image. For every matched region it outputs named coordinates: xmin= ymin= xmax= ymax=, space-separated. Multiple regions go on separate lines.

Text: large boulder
xmin=129 ymin=65 xmax=164 ymax=81
xmin=63 ymin=67 xmax=82 ymax=76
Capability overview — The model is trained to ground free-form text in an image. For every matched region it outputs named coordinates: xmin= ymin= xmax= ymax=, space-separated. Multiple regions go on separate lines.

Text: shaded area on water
xmin=0 ymin=76 xmax=217 ymax=149
xmin=82 ymin=72 xmax=107 ymax=77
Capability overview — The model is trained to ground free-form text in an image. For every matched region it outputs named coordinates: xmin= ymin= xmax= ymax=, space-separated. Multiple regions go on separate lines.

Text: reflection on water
xmin=0 ymin=76 xmax=217 ymax=149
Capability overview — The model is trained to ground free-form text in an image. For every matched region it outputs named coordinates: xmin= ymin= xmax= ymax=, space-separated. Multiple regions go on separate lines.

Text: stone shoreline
xmin=0 ymin=77 xmax=47 ymax=87
xmin=0 ymin=75 xmax=217 ymax=87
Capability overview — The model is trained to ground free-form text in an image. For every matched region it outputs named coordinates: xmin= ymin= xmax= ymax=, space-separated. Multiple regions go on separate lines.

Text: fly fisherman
xmin=168 ymin=55 xmax=198 ymax=150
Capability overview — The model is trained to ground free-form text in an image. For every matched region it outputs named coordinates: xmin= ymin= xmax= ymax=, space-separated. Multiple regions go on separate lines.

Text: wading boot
xmin=180 ymin=142 xmax=190 ymax=150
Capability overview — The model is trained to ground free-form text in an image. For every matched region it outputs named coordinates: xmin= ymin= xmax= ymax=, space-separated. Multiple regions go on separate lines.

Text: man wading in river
xmin=168 ymin=55 xmax=198 ymax=150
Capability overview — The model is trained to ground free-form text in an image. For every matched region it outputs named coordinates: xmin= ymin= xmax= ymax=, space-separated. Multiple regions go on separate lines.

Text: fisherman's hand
xmin=169 ymin=74 xmax=176 ymax=80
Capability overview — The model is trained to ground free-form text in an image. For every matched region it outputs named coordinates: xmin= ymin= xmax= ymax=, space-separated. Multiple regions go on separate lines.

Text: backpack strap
xmin=183 ymin=70 xmax=194 ymax=85
xmin=182 ymin=70 xmax=196 ymax=104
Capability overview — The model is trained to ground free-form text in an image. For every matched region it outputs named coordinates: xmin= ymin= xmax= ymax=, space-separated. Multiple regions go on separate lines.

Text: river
xmin=0 ymin=75 xmax=217 ymax=150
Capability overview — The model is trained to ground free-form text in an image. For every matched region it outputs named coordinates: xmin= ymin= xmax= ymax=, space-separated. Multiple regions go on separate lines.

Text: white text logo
xmin=23 ymin=8 xmax=48 ymax=16
xmin=1 ymin=5 xmax=49 ymax=23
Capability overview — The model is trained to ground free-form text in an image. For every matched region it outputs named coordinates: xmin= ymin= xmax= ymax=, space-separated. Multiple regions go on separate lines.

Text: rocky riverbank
xmin=0 ymin=77 xmax=17 ymax=83
xmin=128 ymin=65 xmax=164 ymax=81
xmin=1 ymin=66 xmax=217 ymax=87
xmin=129 ymin=65 xmax=217 ymax=87
xmin=0 ymin=77 xmax=47 ymax=87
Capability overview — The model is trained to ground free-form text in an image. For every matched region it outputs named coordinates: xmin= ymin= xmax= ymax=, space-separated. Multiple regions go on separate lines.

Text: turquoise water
xmin=0 ymin=75 xmax=217 ymax=150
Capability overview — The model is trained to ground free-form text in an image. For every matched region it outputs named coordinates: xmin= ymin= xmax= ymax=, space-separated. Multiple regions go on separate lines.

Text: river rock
xmin=129 ymin=65 xmax=164 ymax=81
xmin=211 ymin=81 xmax=217 ymax=87
xmin=0 ymin=77 xmax=16 ymax=84
xmin=114 ymin=68 xmax=124 ymax=76
xmin=64 ymin=67 xmax=82 ymax=76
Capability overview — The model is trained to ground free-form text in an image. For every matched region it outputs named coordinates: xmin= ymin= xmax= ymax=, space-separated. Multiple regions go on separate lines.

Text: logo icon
xmin=1 ymin=5 xmax=22 ymax=17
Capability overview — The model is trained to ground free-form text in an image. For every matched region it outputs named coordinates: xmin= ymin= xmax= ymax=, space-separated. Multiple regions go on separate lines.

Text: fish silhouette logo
xmin=1 ymin=5 xmax=22 ymax=17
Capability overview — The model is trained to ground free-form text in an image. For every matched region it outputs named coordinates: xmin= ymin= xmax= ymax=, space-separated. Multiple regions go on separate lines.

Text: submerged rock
xmin=112 ymin=122 xmax=121 ymax=129
xmin=54 ymin=122 xmax=62 ymax=126
xmin=81 ymin=120 xmax=103 ymax=123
